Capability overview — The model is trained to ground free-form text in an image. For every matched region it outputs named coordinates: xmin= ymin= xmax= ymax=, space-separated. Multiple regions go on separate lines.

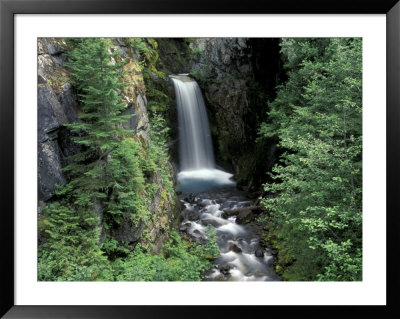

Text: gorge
xmin=37 ymin=37 xmax=363 ymax=282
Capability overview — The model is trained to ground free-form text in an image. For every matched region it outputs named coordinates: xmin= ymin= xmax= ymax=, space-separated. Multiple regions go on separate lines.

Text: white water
xmin=172 ymin=76 xmax=215 ymax=171
xmin=177 ymin=169 xmax=235 ymax=193
xmin=179 ymin=189 xmax=280 ymax=281
xmin=171 ymin=76 xmax=234 ymax=193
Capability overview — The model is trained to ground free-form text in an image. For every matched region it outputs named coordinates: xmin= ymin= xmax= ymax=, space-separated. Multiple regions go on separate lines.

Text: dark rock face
xmin=190 ymin=38 xmax=252 ymax=157
xmin=189 ymin=38 xmax=283 ymax=192
xmin=38 ymin=139 xmax=65 ymax=201
xmin=37 ymin=39 xmax=79 ymax=203
xmin=59 ymin=83 xmax=79 ymax=123
xmin=38 ymin=85 xmax=68 ymax=142
xmin=110 ymin=219 xmax=145 ymax=244
xmin=37 ymin=84 xmax=76 ymax=201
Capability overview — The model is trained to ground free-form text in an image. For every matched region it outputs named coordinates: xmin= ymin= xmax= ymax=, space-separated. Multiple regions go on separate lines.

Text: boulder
xmin=231 ymin=244 xmax=242 ymax=253
xmin=217 ymin=264 xmax=231 ymax=275
xmin=255 ymin=248 xmax=265 ymax=258
xmin=214 ymin=274 xmax=226 ymax=281
xmin=201 ymin=218 xmax=221 ymax=228
xmin=179 ymin=222 xmax=191 ymax=232
xmin=184 ymin=193 xmax=197 ymax=204
xmin=193 ymin=229 xmax=202 ymax=236
xmin=222 ymin=206 xmax=265 ymax=224
xmin=184 ymin=207 xmax=199 ymax=222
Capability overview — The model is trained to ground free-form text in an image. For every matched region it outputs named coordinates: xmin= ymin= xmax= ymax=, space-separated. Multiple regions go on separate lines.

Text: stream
xmin=178 ymin=181 xmax=280 ymax=281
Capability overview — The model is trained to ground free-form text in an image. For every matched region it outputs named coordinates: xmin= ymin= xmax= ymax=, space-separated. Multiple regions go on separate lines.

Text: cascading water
xmin=171 ymin=75 xmax=279 ymax=281
xmin=171 ymin=75 xmax=234 ymax=193
xmin=172 ymin=76 xmax=214 ymax=170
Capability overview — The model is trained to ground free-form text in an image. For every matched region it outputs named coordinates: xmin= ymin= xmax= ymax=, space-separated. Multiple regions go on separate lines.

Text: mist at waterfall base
xmin=171 ymin=75 xmax=235 ymax=193
xmin=177 ymin=169 xmax=235 ymax=193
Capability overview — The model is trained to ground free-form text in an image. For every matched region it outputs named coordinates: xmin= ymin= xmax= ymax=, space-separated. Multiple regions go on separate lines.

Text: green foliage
xmin=38 ymin=203 xmax=112 ymax=281
xmin=189 ymin=64 xmax=213 ymax=86
xmin=139 ymin=113 xmax=175 ymax=201
xmin=259 ymin=38 xmax=362 ymax=281
xmin=39 ymin=38 xmax=154 ymax=281
xmin=60 ymin=39 xmax=151 ymax=227
xmin=155 ymin=38 xmax=193 ymax=75
xmin=190 ymin=47 xmax=203 ymax=59
xmin=114 ymin=229 xmax=219 ymax=281
xmin=100 ymin=237 xmax=130 ymax=261
xmin=103 ymin=138 xmax=149 ymax=228
xmin=129 ymin=38 xmax=150 ymax=56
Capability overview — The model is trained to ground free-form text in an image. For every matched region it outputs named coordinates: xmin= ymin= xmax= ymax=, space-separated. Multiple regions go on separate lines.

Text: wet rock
xmin=222 ymin=206 xmax=265 ymax=224
xmin=184 ymin=193 xmax=197 ymax=204
xmin=184 ymin=208 xmax=199 ymax=221
xmin=201 ymin=218 xmax=221 ymax=228
xmin=198 ymin=237 xmax=208 ymax=245
xmin=217 ymin=264 xmax=231 ymax=275
xmin=270 ymin=249 xmax=278 ymax=256
xmin=197 ymin=199 xmax=214 ymax=207
xmin=255 ymin=248 xmax=265 ymax=258
xmin=179 ymin=222 xmax=191 ymax=232
xmin=193 ymin=229 xmax=202 ymax=236
xmin=214 ymin=274 xmax=226 ymax=281
xmin=231 ymin=244 xmax=242 ymax=253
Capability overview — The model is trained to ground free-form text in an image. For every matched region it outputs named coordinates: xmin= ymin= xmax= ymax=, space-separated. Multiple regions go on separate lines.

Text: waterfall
xmin=171 ymin=76 xmax=215 ymax=171
xmin=171 ymin=75 xmax=235 ymax=193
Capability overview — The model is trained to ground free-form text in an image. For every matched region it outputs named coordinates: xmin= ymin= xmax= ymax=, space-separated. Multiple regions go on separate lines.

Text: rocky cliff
xmin=189 ymin=38 xmax=283 ymax=194
xmin=37 ymin=38 xmax=181 ymax=252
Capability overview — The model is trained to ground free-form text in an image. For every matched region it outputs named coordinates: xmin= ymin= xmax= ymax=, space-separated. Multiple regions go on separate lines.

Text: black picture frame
xmin=1 ymin=0 xmax=399 ymax=318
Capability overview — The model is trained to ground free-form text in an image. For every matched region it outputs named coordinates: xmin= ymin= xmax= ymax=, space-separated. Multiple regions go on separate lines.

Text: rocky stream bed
xmin=179 ymin=186 xmax=280 ymax=281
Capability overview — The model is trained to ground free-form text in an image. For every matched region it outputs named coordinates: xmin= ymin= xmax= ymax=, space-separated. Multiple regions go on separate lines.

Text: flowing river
xmin=179 ymin=184 xmax=280 ymax=281
xmin=171 ymin=75 xmax=280 ymax=281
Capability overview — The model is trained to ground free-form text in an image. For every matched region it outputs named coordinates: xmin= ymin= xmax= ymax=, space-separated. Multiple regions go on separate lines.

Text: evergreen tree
xmin=60 ymin=39 xmax=151 ymax=229
xmin=59 ymin=38 xmax=133 ymax=209
xmin=38 ymin=202 xmax=112 ymax=281
xmin=259 ymin=38 xmax=362 ymax=281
